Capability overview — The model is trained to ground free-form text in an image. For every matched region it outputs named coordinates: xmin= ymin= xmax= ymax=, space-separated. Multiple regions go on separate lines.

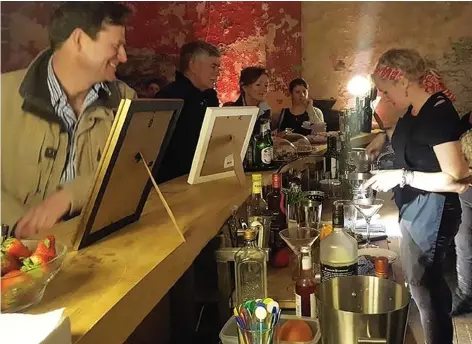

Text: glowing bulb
xmin=347 ymin=75 xmax=371 ymax=97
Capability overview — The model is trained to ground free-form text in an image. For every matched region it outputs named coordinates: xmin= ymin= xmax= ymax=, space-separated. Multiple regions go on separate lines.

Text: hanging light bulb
xmin=347 ymin=75 xmax=371 ymax=97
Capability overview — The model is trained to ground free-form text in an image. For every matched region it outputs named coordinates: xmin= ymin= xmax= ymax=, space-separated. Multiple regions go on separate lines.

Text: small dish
xmin=358 ymin=247 xmax=398 ymax=263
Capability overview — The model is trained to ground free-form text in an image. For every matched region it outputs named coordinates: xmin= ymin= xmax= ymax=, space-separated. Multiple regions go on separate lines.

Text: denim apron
xmin=399 ymin=193 xmax=445 ymax=285
xmin=393 ymin=110 xmax=449 ymax=285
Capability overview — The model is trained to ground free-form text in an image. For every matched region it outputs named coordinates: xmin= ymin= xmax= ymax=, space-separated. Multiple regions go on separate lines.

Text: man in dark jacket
xmin=156 ymin=40 xmax=220 ymax=183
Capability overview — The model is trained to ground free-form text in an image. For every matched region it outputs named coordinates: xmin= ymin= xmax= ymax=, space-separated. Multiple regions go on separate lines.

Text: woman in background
xmin=278 ymin=78 xmax=324 ymax=135
xmin=225 ymin=66 xmax=271 ymax=127
xmin=364 ymin=48 xmax=469 ymax=344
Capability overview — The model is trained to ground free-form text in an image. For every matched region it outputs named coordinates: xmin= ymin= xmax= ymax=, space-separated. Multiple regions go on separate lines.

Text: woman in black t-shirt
xmin=364 ymin=49 xmax=470 ymax=344
xmin=277 ymin=78 xmax=324 ymax=135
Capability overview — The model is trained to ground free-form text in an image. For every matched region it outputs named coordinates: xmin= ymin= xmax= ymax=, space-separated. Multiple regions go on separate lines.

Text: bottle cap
xmin=272 ymin=174 xmax=281 ymax=188
xmin=300 ymin=246 xmax=311 ymax=253
xmin=252 ymin=174 xmax=262 ymax=182
xmin=375 ymin=256 xmax=389 ymax=277
xmin=243 ymin=229 xmax=257 ymax=241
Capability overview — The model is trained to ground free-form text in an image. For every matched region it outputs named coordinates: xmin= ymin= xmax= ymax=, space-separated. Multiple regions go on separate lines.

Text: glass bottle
xmin=267 ymin=174 xmax=287 ymax=260
xmin=234 ymin=229 xmax=268 ymax=305
xmin=320 ymin=202 xmax=358 ymax=282
xmin=253 ymin=119 xmax=274 ymax=168
xmin=361 ymin=95 xmax=373 ymax=133
xmin=247 ymin=174 xmax=268 ymax=228
xmin=323 ymin=136 xmax=339 ymax=180
xmin=295 ymin=246 xmax=317 ymax=318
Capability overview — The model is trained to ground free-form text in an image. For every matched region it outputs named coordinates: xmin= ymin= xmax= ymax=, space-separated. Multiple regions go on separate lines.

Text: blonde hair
xmin=375 ymin=48 xmax=426 ymax=83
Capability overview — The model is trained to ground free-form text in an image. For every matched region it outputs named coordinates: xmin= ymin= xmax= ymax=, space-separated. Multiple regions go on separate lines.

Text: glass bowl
xmin=1 ymin=239 xmax=67 ymax=312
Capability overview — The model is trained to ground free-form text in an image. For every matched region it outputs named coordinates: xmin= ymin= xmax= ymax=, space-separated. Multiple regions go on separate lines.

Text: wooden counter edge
xmin=31 ymin=177 xmax=252 ymax=344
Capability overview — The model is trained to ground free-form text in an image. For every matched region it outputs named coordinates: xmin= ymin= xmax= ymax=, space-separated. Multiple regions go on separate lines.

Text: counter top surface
xmin=28 ymin=175 xmax=251 ymax=344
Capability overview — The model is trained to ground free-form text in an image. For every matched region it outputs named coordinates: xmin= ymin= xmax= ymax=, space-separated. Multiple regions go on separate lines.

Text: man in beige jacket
xmin=1 ymin=2 xmax=136 ymax=238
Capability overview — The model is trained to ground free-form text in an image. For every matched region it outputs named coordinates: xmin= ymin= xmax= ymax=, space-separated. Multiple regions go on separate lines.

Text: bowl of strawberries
xmin=1 ymin=235 xmax=67 ymax=312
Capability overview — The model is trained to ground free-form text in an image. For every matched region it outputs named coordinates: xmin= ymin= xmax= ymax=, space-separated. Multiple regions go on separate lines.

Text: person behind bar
xmin=451 ymin=114 xmax=472 ymax=315
xmin=155 ymin=40 xmax=220 ymax=183
xmin=224 ymin=66 xmax=271 ymax=131
xmin=363 ymin=48 xmax=470 ymax=344
xmin=278 ymin=78 xmax=324 ymax=135
xmin=1 ymin=2 xmax=135 ymax=238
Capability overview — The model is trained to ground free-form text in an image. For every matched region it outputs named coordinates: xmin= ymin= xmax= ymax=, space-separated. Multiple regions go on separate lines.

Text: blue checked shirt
xmin=46 ymin=57 xmax=110 ymax=184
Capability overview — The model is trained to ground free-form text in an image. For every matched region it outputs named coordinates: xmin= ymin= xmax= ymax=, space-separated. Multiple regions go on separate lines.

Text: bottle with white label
xmin=323 ymin=135 xmax=339 ymax=179
xmin=295 ymin=246 xmax=317 ymax=318
xmin=320 ymin=202 xmax=358 ymax=282
xmin=247 ymin=174 xmax=268 ymax=228
xmin=253 ymin=119 xmax=274 ymax=168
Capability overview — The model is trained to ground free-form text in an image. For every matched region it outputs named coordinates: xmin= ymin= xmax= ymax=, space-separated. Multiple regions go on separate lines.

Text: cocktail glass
xmin=352 ymin=199 xmax=384 ymax=248
xmin=280 ymin=227 xmax=319 ymax=280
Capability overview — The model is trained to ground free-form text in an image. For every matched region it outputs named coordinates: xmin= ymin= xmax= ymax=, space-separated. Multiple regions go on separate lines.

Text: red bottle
xmin=295 ymin=246 xmax=317 ymax=318
xmin=267 ymin=174 xmax=288 ymax=267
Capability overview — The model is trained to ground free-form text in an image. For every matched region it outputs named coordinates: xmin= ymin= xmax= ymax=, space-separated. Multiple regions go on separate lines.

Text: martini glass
xmin=352 ymin=199 xmax=384 ymax=248
xmin=280 ymin=227 xmax=320 ymax=280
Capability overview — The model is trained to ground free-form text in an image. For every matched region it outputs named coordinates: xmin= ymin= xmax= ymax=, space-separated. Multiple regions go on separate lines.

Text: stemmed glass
xmin=352 ymin=198 xmax=384 ymax=248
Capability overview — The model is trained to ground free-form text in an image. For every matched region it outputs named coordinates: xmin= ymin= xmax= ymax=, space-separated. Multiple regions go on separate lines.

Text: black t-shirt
xmin=278 ymin=108 xmax=311 ymax=135
xmin=391 ymin=92 xmax=462 ymax=208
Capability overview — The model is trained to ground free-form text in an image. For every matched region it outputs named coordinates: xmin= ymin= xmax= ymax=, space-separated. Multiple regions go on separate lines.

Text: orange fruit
xmin=320 ymin=223 xmax=333 ymax=240
xmin=277 ymin=319 xmax=313 ymax=342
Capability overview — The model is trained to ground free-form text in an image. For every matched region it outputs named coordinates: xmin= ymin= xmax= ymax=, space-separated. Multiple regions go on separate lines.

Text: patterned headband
xmin=372 ymin=65 xmax=456 ymax=102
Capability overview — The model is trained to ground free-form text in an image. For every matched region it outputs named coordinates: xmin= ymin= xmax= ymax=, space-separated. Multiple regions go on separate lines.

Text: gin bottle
xmin=320 ymin=202 xmax=358 ymax=282
xmin=234 ymin=229 xmax=267 ymax=304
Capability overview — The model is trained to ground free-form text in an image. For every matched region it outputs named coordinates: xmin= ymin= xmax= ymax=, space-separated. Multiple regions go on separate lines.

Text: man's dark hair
xmin=179 ymin=40 xmax=220 ymax=72
xmin=49 ymin=1 xmax=131 ymax=51
xmin=289 ymin=78 xmax=309 ymax=93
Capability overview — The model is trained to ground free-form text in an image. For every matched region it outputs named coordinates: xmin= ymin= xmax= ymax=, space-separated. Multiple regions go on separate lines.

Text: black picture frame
xmin=74 ymin=99 xmax=183 ymax=250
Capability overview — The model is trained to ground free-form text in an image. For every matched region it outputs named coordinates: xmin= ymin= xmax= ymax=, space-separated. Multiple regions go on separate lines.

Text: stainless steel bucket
xmin=318 ymin=276 xmax=410 ymax=344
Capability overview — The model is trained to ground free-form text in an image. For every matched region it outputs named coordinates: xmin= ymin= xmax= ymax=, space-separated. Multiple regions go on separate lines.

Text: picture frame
xmin=187 ymin=106 xmax=259 ymax=185
xmin=73 ymin=99 xmax=183 ymax=250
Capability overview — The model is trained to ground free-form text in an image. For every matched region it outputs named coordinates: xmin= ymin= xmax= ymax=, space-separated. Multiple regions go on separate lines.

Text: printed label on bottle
xmin=321 ymin=262 xmax=358 ymax=282
xmin=261 ymin=147 xmax=273 ymax=164
xmin=310 ymin=293 xmax=317 ymax=318
xmin=330 ymin=157 xmax=338 ymax=178
xmin=295 ymin=293 xmax=302 ymax=317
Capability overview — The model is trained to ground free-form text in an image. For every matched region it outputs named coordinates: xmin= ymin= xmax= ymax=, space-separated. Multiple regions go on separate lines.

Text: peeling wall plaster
xmin=1 ymin=1 xmax=302 ymax=114
xmin=302 ymin=2 xmax=472 ymax=114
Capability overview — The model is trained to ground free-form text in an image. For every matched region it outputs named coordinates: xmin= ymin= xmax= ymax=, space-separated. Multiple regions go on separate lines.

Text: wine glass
xmin=352 ymin=198 xmax=384 ymax=248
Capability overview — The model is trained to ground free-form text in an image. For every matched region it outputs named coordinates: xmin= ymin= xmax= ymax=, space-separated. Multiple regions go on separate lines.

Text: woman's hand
xmin=366 ymin=133 xmax=387 ymax=160
xmin=304 ymin=98 xmax=314 ymax=110
xmin=362 ymin=170 xmax=403 ymax=192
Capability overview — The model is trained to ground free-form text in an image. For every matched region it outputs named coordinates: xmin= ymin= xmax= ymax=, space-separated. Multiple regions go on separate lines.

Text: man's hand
xmin=366 ymin=133 xmax=387 ymax=160
xmin=15 ymin=189 xmax=72 ymax=239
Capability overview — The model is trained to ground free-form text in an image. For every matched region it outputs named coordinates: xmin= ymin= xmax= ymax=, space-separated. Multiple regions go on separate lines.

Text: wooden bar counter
xmin=28 ymin=175 xmax=252 ymax=344
xmin=25 ymin=130 xmax=382 ymax=344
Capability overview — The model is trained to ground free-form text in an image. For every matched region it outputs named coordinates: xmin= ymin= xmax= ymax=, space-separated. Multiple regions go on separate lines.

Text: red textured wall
xmin=1 ymin=1 xmax=302 ymax=112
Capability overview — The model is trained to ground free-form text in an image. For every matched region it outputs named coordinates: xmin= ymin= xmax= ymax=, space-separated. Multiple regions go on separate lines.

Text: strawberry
xmin=33 ymin=235 xmax=56 ymax=261
xmin=1 ymin=238 xmax=31 ymax=260
xmin=1 ymin=270 xmax=31 ymax=292
xmin=1 ymin=251 xmax=20 ymax=276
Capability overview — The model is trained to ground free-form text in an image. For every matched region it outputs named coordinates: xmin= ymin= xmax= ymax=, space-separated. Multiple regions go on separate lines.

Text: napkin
xmin=0 ymin=308 xmax=71 ymax=344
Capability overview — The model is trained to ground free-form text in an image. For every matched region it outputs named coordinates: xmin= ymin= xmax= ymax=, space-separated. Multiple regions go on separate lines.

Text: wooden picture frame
xmin=187 ymin=106 xmax=259 ymax=185
xmin=73 ymin=99 xmax=184 ymax=250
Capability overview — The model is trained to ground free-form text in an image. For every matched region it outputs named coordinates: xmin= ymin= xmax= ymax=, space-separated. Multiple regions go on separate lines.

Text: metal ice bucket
xmin=318 ymin=276 xmax=410 ymax=344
